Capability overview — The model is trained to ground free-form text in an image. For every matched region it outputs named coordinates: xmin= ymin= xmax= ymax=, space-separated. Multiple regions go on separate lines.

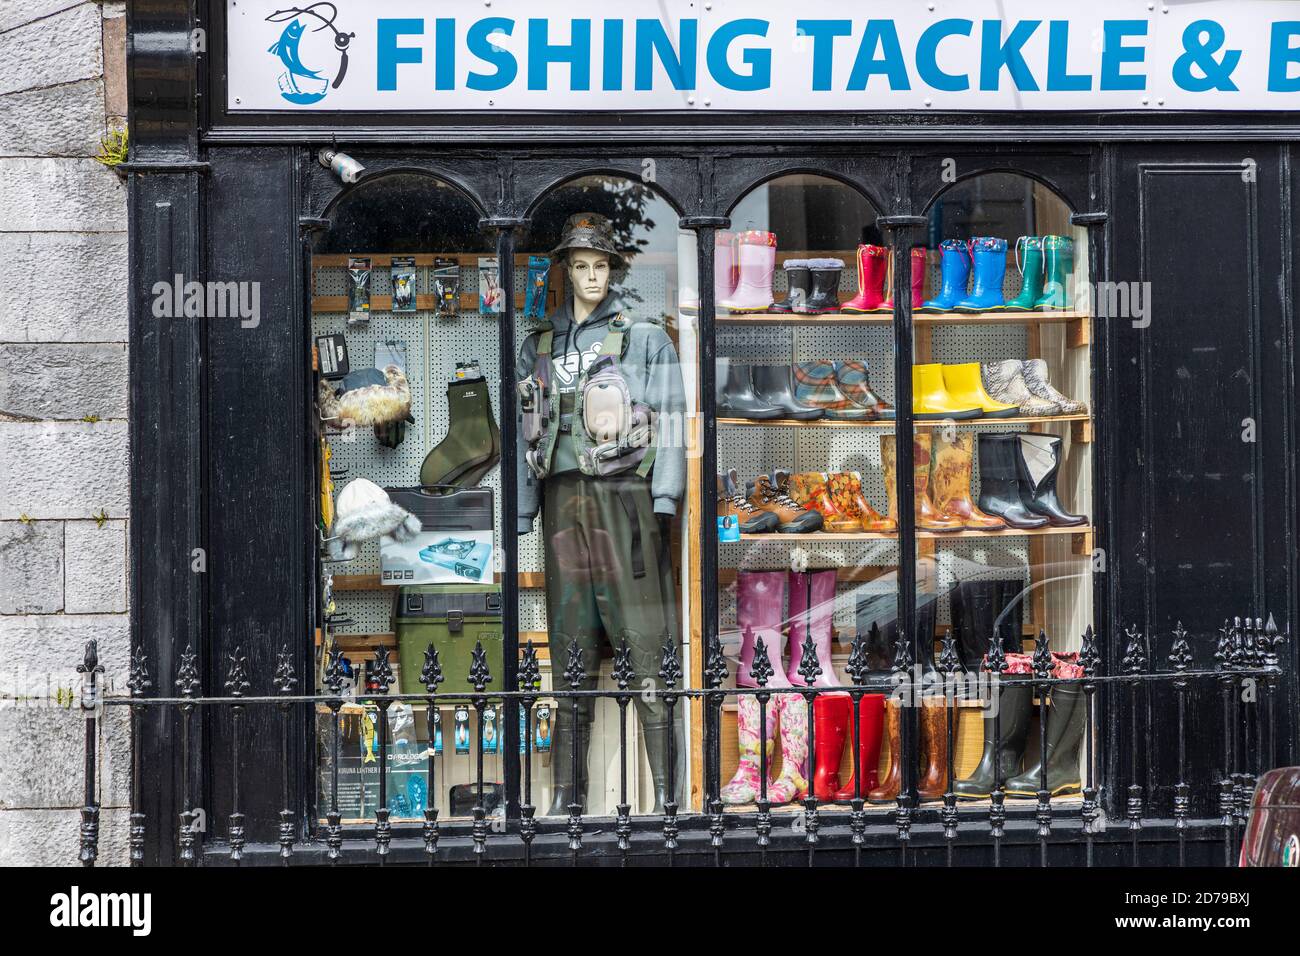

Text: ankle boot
xmin=942 ymin=362 xmax=1018 ymax=418
xmin=841 ymin=244 xmax=889 ymax=313
xmin=834 ymin=360 xmax=895 ymax=420
xmin=1005 ymin=683 xmax=1086 ymax=796
xmin=913 ymin=363 xmax=982 ymax=420
xmin=930 ymin=432 xmax=1005 ymax=530
xmin=1004 ymin=236 xmax=1045 ymax=312
xmin=976 ymin=433 xmax=1050 ymax=529
xmin=1034 ymin=235 xmax=1074 ymax=311
xmin=867 ymin=698 xmax=903 ymax=802
xmin=769 ymin=693 xmax=809 ymax=803
xmin=793 ymin=360 xmax=872 ymax=420
xmin=714 ymin=231 xmax=737 ymax=308
xmin=769 ymin=260 xmax=810 ymax=314
xmin=720 ymin=230 xmax=777 ymax=312
xmin=716 ymin=358 xmax=783 ymax=420
xmin=919 ymin=239 xmax=970 ymax=313
xmin=954 ymin=678 xmax=1033 ymax=798
xmin=916 ymin=697 xmax=949 ymax=800
xmin=751 ymin=364 xmax=824 ymax=420
xmin=833 ymin=693 xmax=886 ymax=800
xmin=813 ymin=693 xmax=851 ymax=800
xmin=1016 ymin=434 xmax=1088 ymax=526
xmin=786 ymin=569 xmax=841 ymax=687
xmin=800 ymin=258 xmax=844 ymax=314
xmin=902 ymin=432 xmax=964 ymax=531
xmin=718 ymin=470 xmax=780 ymax=534
xmin=881 ymin=247 xmax=927 ymax=310
xmin=954 ymin=236 xmax=1008 ymax=312
xmin=828 ymin=471 xmax=896 ymax=533
xmin=1021 ymin=359 xmax=1087 ymax=415
xmin=735 ymin=570 xmax=792 ymax=688
xmin=788 ymin=472 xmax=861 ymax=533
xmin=747 ymin=473 xmax=824 ymax=534
xmin=981 ymin=359 xmax=1060 ymax=417
xmin=677 ymin=228 xmax=700 ymax=312
xmin=721 ymin=693 xmax=776 ymax=805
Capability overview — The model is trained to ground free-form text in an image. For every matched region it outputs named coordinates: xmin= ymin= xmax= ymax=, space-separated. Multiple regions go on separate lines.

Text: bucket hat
xmin=550 ymin=212 xmax=627 ymax=268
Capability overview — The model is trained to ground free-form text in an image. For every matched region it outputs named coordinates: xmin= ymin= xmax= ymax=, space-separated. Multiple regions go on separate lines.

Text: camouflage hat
xmin=551 ymin=212 xmax=626 ymax=268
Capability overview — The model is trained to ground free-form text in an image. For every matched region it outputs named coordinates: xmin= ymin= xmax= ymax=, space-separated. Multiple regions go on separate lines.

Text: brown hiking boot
xmin=748 ymin=473 xmax=823 ymax=533
xmin=718 ymin=470 xmax=780 ymax=534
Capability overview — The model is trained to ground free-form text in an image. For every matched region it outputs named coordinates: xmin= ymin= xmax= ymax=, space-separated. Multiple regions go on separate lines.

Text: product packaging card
xmin=482 ymin=705 xmax=499 ymax=754
xmin=316 ymin=333 xmax=350 ymax=379
xmin=478 ymin=257 xmax=503 ymax=315
xmin=524 ymin=255 xmax=550 ymax=318
xmin=433 ymin=257 xmax=460 ymax=318
xmin=375 ymin=340 xmax=408 ymax=373
xmin=391 ymin=256 xmax=417 ymax=312
xmin=534 ymin=702 xmax=553 ymax=753
xmin=347 ymin=257 xmax=371 ymax=326
xmin=381 ymin=487 xmax=495 ymax=585
xmin=453 ymin=705 xmax=471 ymax=755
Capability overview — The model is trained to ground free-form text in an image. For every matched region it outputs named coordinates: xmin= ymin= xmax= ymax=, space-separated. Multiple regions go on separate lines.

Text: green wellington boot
xmin=1004 ymin=236 xmax=1045 ymax=312
xmin=954 ymin=679 xmax=1033 ymax=798
xmin=1033 ymin=235 xmax=1075 ymax=311
xmin=643 ymin=722 xmax=678 ymax=815
xmin=420 ymin=376 xmax=501 ymax=488
xmin=1005 ymin=683 xmax=1087 ymax=796
xmin=546 ymin=718 xmax=590 ymax=816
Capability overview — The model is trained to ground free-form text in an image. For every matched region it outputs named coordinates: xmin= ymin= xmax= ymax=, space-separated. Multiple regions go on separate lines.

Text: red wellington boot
xmin=880 ymin=247 xmax=927 ymax=310
xmin=841 ymin=244 xmax=888 ymax=314
xmin=834 ymin=693 xmax=886 ymax=801
xmin=812 ymin=693 xmax=851 ymax=801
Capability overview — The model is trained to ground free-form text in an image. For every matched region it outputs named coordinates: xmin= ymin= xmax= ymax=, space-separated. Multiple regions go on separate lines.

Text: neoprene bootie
xmin=880 ymin=247 xmax=927 ymax=310
xmin=718 ymin=470 xmax=780 ymax=533
xmin=913 ymin=363 xmax=982 ymax=420
xmin=930 ymin=432 xmax=1005 ymax=530
xmin=751 ymin=364 xmax=825 ymax=420
xmin=981 ymin=360 xmax=1060 ymax=417
xmin=954 ymin=678 xmax=1033 ymax=798
xmin=736 ymin=570 xmax=792 ymax=688
xmin=976 ymin=434 xmax=1050 ymax=529
xmin=834 ymin=360 xmax=894 ymax=420
xmin=788 ymin=472 xmax=861 ymax=533
xmin=1034 ymin=235 xmax=1074 ymax=311
xmin=1005 ymin=683 xmax=1086 ymax=796
xmin=714 ymin=231 xmax=737 ymax=307
xmin=841 ymin=244 xmax=889 ymax=313
xmin=1021 ymin=359 xmax=1087 ymax=415
xmin=786 ymin=569 xmax=840 ymax=687
xmin=916 ymin=696 xmax=950 ymax=800
xmin=769 ymin=694 xmax=809 ymax=804
xmin=1016 ymin=434 xmax=1088 ymax=527
xmin=919 ymin=239 xmax=970 ymax=313
xmin=1004 ymin=236 xmax=1045 ymax=312
xmin=720 ymin=230 xmax=776 ymax=312
xmin=828 ymin=471 xmax=895 ymax=532
xmin=812 ymin=693 xmax=851 ymax=801
xmin=942 ymin=363 xmax=1018 ymax=418
xmin=883 ymin=433 xmax=964 ymax=531
xmin=954 ymin=237 xmax=1008 ymax=312
xmin=421 ymin=375 xmax=500 ymax=487
xmin=769 ymin=260 xmax=810 ymax=314
xmin=793 ymin=360 xmax=871 ymax=420
xmin=833 ymin=693 xmax=886 ymax=801
xmin=800 ymin=258 xmax=845 ymax=314
xmin=716 ymin=358 xmax=783 ymax=420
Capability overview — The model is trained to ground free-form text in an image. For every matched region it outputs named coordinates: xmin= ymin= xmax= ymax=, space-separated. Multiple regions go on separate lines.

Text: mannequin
xmin=516 ymin=213 xmax=687 ymax=815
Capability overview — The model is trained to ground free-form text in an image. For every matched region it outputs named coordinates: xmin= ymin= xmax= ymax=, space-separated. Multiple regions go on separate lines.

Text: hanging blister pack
xmin=482 ymin=705 xmax=499 ymax=754
xmin=347 ymin=257 xmax=371 ymax=326
xmin=391 ymin=256 xmax=417 ymax=313
xmin=453 ymin=705 xmax=471 ymax=754
xmin=433 ymin=257 xmax=460 ymax=318
xmin=534 ymin=702 xmax=552 ymax=753
xmin=432 ymin=709 xmax=443 ymax=755
xmin=478 ymin=257 xmax=503 ymax=315
xmin=524 ymin=255 xmax=550 ymax=318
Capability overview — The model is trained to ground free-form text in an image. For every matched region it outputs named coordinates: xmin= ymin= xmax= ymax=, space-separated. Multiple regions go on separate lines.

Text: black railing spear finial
xmin=704 ymin=631 xmax=728 ymax=689
xmin=421 ymin=644 xmax=445 ymax=694
xmin=659 ymin=640 xmax=682 ymax=690
xmin=846 ymin=631 xmax=870 ymax=687
xmin=467 ymin=641 xmax=492 ymax=694
xmin=127 ymin=644 xmax=152 ymax=697
xmin=518 ymin=641 xmax=541 ymax=693
xmin=612 ymin=639 xmax=635 ymax=691
xmin=749 ymin=637 xmax=774 ymax=687
xmin=796 ymin=632 xmax=822 ymax=686
xmin=273 ymin=644 xmax=298 ymax=695
xmin=225 ymin=646 xmax=250 ymax=698
xmin=325 ymin=647 xmax=346 ymax=696
xmin=372 ymin=646 xmax=394 ymax=695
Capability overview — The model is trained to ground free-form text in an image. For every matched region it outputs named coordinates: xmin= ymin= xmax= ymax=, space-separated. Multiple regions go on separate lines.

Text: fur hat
xmin=318 ymin=365 xmax=412 ymax=428
xmin=328 ymin=479 xmax=422 ymax=561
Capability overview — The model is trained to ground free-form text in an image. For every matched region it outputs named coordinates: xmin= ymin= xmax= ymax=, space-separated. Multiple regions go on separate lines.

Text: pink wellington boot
xmin=768 ymin=693 xmax=810 ymax=804
xmin=786 ymin=569 xmax=841 ymax=688
xmin=736 ymin=570 xmax=791 ymax=689
xmin=719 ymin=230 xmax=777 ymax=313
xmin=881 ymin=247 xmax=927 ymax=310
xmin=721 ymin=693 xmax=778 ymax=805
xmin=714 ymin=231 xmax=737 ymax=310
xmin=840 ymin=244 xmax=889 ymax=314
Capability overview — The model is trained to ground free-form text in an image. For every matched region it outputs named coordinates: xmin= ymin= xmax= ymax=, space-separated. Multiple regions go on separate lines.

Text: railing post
xmin=126 ymin=644 xmax=152 ymax=867
xmin=273 ymin=644 xmax=298 ymax=865
xmin=660 ymin=641 xmax=683 ymax=860
xmin=467 ymin=641 xmax=493 ymax=862
xmin=224 ymin=646 xmax=250 ymax=864
xmin=1078 ymin=626 xmax=1101 ymax=867
xmin=938 ymin=630 xmax=961 ymax=865
xmin=175 ymin=645 xmax=200 ymax=865
xmin=1168 ymin=623 xmax=1193 ymax=867
xmin=703 ymin=632 xmax=729 ymax=865
xmin=517 ymin=642 xmax=541 ymax=866
xmin=1122 ymin=625 xmax=1149 ymax=867
xmin=77 ymin=639 xmax=104 ymax=867
xmin=420 ymin=644 xmax=445 ymax=865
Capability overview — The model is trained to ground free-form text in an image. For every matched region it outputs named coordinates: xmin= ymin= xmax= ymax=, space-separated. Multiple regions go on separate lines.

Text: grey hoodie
xmin=516 ymin=292 xmax=686 ymax=533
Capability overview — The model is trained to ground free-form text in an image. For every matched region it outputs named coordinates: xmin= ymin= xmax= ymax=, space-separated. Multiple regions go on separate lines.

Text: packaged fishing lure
xmin=432 ymin=708 xmax=443 ymax=755
xmin=534 ymin=702 xmax=552 ymax=753
xmin=390 ymin=256 xmax=417 ymax=313
xmin=524 ymin=255 xmax=550 ymax=318
xmin=346 ymin=257 xmax=371 ymax=326
xmin=432 ymin=257 xmax=460 ymax=318
xmin=453 ymin=704 xmax=471 ymax=754
xmin=478 ymin=257 xmax=503 ymax=315
xmin=482 ymin=704 xmax=499 ymax=754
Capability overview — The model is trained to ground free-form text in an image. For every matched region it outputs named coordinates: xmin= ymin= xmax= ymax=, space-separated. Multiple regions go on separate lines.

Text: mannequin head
xmin=567 ymin=248 xmax=612 ymax=320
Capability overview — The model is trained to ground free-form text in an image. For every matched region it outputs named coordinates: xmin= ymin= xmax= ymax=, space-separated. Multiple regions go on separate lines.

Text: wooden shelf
xmin=332 ymin=572 xmax=546 ymax=591
xmin=717 ymin=413 xmax=1090 ymax=430
xmin=727 ymin=525 xmax=1093 ymax=545
xmin=715 ymin=309 xmax=1087 ymax=324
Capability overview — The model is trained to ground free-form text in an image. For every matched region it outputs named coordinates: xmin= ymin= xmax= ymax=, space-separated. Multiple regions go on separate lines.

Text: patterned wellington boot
xmin=919 ymin=239 xmax=971 ymax=313
xmin=828 ymin=471 xmax=896 ymax=532
xmin=1004 ymin=236 xmax=1045 ymax=312
xmin=912 ymin=433 xmax=964 ymax=531
xmin=793 ymin=360 xmax=872 ymax=420
xmin=981 ymin=360 xmax=1060 ymax=417
xmin=930 ymin=432 xmax=1005 ymax=530
xmin=720 ymin=693 xmax=776 ymax=805
xmin=788 ymin=472 xmax=861 ymax=532
xmin=768 ymin=693 xmax=810 ymax=804
xmin=786 ymin=569 xmax=841 ymax=687
xmin=841 ymin=244 xmax=889 ymax=313
xmin=880 ymin=247 xmax=927 ymax=310
xmin=1020 ymin=359 xmax=1087 ymax=415
xmin=834 ymin=360 xmax=895 ymax=420
xmin=954 ymin=237 xmax=1008 ymax=312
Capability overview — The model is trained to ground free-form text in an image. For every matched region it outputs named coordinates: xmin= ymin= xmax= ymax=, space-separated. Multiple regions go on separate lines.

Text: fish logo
xmin=266 ymin=4 xmax=354 ymax=106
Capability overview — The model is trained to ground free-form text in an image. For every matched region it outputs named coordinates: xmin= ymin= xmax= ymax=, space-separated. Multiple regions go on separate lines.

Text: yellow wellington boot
xmin=913 ymin=364 xmax=981 ymax=420
xmin=941 ymin=363 xmax=1018 ymax=419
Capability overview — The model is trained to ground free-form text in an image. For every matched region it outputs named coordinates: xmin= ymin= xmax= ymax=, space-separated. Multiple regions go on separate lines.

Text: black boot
xmin=800 ymin=259 xmax=844 ymax=314
xmin=951 ymin=577 xmax=1026 ymax=672
xmin=855 ymin=574 xmax=937 ymax=678
xmin=751 ymin=364 xmax=825 ymax=420
xmin=1006 ymin=684 xmax=1086 ymax=796
xmin=1016 ymin=434 xmax=1088 ymax=527
xmin=976 ymin=434 xmax=1050 ymax=529
xmin=642 ymin=722 xmax=676 ymax=815
xmin=954 ymin=679 xmax=1033 ymax=798
xmin=716 ymin=358 xmax=783 ymax=420
xmin=769 ymin=260 xmax=810 ymax=314
xmin=546 ymin=718 xmax=589 ymax=816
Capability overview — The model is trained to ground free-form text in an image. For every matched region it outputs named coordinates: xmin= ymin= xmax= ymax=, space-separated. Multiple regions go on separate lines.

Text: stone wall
xmin=0 ymin=1 xmax=130 ymax=866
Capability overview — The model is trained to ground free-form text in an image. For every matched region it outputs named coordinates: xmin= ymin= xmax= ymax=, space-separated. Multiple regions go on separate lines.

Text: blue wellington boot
xmin=918 ymin=239 xmax=970 ymax=313
xmin=953 ymin=236 xmax=1008 ymax=313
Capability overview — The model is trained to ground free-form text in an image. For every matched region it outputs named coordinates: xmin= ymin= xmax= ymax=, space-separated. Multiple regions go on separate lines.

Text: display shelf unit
xmin=718 ymin=412 xmax=1091 ymax=429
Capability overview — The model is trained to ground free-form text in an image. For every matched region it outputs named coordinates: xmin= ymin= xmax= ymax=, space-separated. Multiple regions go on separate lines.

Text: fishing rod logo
xmin=266 ymin=3 xmax=355 ymax=105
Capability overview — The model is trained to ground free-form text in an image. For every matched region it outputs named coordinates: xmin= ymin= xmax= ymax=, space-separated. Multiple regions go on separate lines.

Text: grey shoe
xmin=981 ymin=360 xmax=1059 ymax=416
xmin=1021 ymin=359 xmax=1087 ymax=415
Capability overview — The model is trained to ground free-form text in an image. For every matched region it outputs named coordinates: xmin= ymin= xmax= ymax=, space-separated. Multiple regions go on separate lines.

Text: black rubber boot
xmin=546 ymin=718 xmax=589 ymax=817
xmin=1016 ymin=434 xmax=1088 ymax=527
xmin=769 ymin=260 xmax=810 ymax=314
xmin=421 ymin=376 xmax=500 ymax=487
xmin=751 ymin=364 xmax=825 ymax=420
xmin=976 ymin=434 xmax=1050 ymax=529
xmin=954 ymin=679 xmax=1033 ymax=798
xmin=1006 ymin=683 xmax=1086 ymax=796
xmin=951 ymin=577 xmax=1025 ymax=672
xmin=800 ymin=258 xmax=844 ymax=314
xmin=716 ymin=358 xmax=784 ymax=419
xmin=642 ymin=722 xmax=676 ymax=815
xmin=855 ymin=576 xmax=937 ymax=678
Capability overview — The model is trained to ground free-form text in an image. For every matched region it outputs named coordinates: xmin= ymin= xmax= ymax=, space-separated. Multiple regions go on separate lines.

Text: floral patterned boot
xmin=720 ymin=694 xmax=777 ymax=805
xmin=768 ymin=694 xmax=810 ymax=804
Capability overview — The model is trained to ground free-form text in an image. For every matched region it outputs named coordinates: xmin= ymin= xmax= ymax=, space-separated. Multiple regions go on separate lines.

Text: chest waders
xmin=523 ymin=318 xmax=680 ymax=816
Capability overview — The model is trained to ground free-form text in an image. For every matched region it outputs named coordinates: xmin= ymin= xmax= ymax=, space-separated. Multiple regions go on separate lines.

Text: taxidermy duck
xmin=317 ymin=365 xmax=412 ymax=427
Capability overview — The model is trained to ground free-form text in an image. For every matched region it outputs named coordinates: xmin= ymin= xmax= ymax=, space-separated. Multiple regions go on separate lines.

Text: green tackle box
xmin=393 ymin=584 xmax=503 ymax=695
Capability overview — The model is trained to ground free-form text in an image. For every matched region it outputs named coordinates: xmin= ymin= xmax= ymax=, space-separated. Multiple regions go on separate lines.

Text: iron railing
xmin=75 ymin=615 xmax=1287 ymax=867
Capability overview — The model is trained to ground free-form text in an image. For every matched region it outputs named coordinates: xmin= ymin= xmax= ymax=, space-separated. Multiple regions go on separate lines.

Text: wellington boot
xmin=930 ymin=432 xmax=1005 ymax=530
xmin=895 ymin=433 xmax=964 ymax=531
xmin=793 ymin=360 xmax=872 ymax=420
xmin=720 ymin=230 xmax=777 ymax=313
xmin=981 ymin=360 xmax=1060 ymax=417
xmin=867 ymin=698 xmax=903 ymax=803
xmin=880 ymin=247 xmax=927 ymax=310
xmin=546 ymin=717 xmax=590 ymax=815
xmin=786 ymin=569 xmax=840 ymax=687
xmin=1021 ymin=359 xmax=1087 ymax=415
xmin=769 ymin=260 xmax=810 ymax=314
xmin=919 ymin=239 xmax=970 ymax=313
xmin=421 ymin=375 xmax=500 ymax=487
xmin=716 ymin=358 xmax=784 ymax=420
xmin=748 ymin=473 xmax=824 ymax=534
xmin=735 ymin=570 xmax=792 ymax=688
xmin=841 ymin=244 xmax=889 ymax=313
xmin=828 ymin=471 xmax=895 ymax=532
xmin=812 ymin=693 xmax=851 ymax=801
xmin=788 ymin=471 xmax=862 ymax=532
xmin=1016 ymin=434 xmax=1088 ymax=527
xmin=642 ymin=721 xmax=678 ymax=813
xmin=916 ymin=697 xmax=950 ymax=800
xmin=714 ymin=231 xmax=738 ymax=307
xmin=953 ymin=236 xmax=1008 ymax=312
xmin=1005 ymin=684 xmax=1086 ymax=796
xmin=913 ymin=363 xmax=982 ymax=420
xmin=1004 ymin=236 xmax=1045 ymax=312
xmin=834 ymin=360 xmax=894 ymax=420
xmin=954 ymin=679 xmax=1033 ymax=798
xmin=800 ymin=259 xmax=844 ymax=314
xmin=975 ymin=434 xmax=1050 ymax=529
xmin=951 ymin=576 xmax=1024 ymax=673
xmin=751 ymin=364 xmax=825 ymax=420
xmin=721 ymin=694 xmax=776 ymax=805
xmin=941 ymin=363 xmax=1018 ymax=419
xmin=833 ymin=693 xmax=886 ymax=801
xmin=769 ymin=694 xmax=810 ymax=804
xmin=1033 ymin=235 xmax=1074 ymax=311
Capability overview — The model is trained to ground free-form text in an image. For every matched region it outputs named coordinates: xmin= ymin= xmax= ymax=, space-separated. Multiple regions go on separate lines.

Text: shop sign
xmin=225 ymin=1 xmax=1300 ymax=111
